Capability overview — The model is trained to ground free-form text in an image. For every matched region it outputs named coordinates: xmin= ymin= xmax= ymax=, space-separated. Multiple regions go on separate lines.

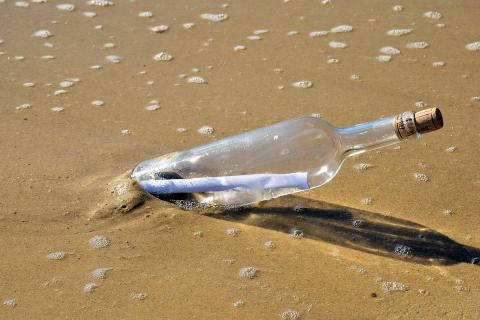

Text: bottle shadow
xmin=207 ymin=195 xmax=480 ymax=266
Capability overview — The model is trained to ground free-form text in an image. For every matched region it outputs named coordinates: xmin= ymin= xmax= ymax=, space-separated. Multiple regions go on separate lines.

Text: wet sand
xmin=1 ymin=0 xmax=479 ymax=318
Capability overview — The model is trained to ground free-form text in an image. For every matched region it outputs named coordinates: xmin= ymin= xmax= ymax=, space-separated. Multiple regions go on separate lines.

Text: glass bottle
xmin=131 ymin=108 xmax=443 ymax=209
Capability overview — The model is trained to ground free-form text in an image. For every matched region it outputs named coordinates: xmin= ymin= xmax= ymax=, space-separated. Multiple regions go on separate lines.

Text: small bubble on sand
xmin=414 ymin=172 xmax=429 ymax=182
xmin=83 ymin=11 xmax=97 ymax=18
xmin=33 ymin=30 xmax=53 ymax=39
xmin=380 ymin=46 xmax=400 ymax=55
xmin=292 ymin=80 xmax=313 ymax=88
xmin=177 ymin=127 xmax=187 ymax=133
xmin=40 ymin=54 xmax=55 ymax=59
xmin=187 ymin=76 xmax=207 ymax=84
xmin=239 ymin=267 xmax=257 ymax=279
xmin=105 ymin=54 xmax=122 ymax=63
xmin=327 ymin=58 xmax=339 ymax=64
xmin=14 ymin=55 xmax=25 ymax=60
xmin=44 ymin=41 xmax=54 ymax=47
xmin=424 ymin=11 xmax=442 ymax=20
xmin=23 ymin=82 xmax=35 ymax=87
xmin=226 ymin=227 xmax=239 ymax=236
xmin=309 ymin=30 xmax=329 ymax=37
xmin=432 ymin=61 xmax=446 ymax=67
xmin=406 ymin=41 xmax=429 ymax=49
xmin=330 ymin=25 xmax=353 ymax=33
xmin=443 ymin=208 xmax=453 ymax=216
xmin=103 ymin=42 xmax=115 ymax=48
xmin=386 ymin=28 xmax=412 ymax=36
xmin=193 ymin=230 xmax=203 ymax=237
xmin=88 ymin=235 xmax=111 ymax=248
xmin=121 ymin=129 xmax=131 ymax=135
xmin=446 ymin=146 xmax=457 ymax=153
xmin=131 ymin=292 xmax=147 ymax=300
xmin=246 ymin=35 xmax=261 ymax=40
xmin=350 ymin=74 xmax=360 ymax=80
xmin=392 ymin=5 xmax=403 ymax=11
xmin=94 ymin=25 xmax=103 ymax=30
xmin=382 ymin=281 xmax=408 ymax=292
xmin=47 ymin=251 xmax=66 ymax=260
xmin=394 ymin=244 xmax=413 ymax=258
xmin=254 ymin=29 xmax=269 ymax=35
xmin=376 ymin=55 xmax=392 ymax=62
xmin=233 ymin=45 xmax=246 ymax=51
xmin=59 ymin=80 xmax=74 ymax=88
xmin=153 ymin=52 xmax=173 ymax=61
xmin=16 ymin=103 xmax=32 ymax=110
xmin=87 ymin=0 xmax=114 ymax=7
xmin=286 ymin=30 xmax=299 ymax=36
xmin=145 ymin=102 xmax=160 ymax=111
xmin=361 ymin=197 xmax=373 ymax=205
xmin=3 ymin=299 xmax=16 ymax=307
xmin=289 ymin=227 xmax=304 ymax=239
xmin=51 ymin=106 xmax=64 ymax=112
xmin=54 ymin=89 xmax=67 ymax=95
xmin=352 ymin=163 xmax=373 ymax=171
xmin=56 ymin=3 xmax=75 ymax=11
xmin=329 ymin=41 xmax=347 ymax=48
xmin=15 ymin=1 xmax=29 ymax=7
xmin=91 ymin=267 xmax=111 ymax=279
xmin=281 ymin=309 xmax=301 ymax=319
xmin=182 ymin=22 xmax=195 ymax=29
xmin=415 ymin=100 xmax=427 ymax=108
xmin=200 ymin=13 xmax=228 ymax=22
xmin=138 ymin=11 xmax=153 ymax=18
xmin=197 ymin=125 xmax=214 ymax=135
xmin=352 ymin=219 xmax=364 ymax=227
xmin=465 ymin=42 xmax=480 ymax=51
xmin=233 ymin=299 xmax=245 ymax=308
xmin=91 ymin=100 xmax=104 ymax=107
xmin=471 ymin=96 xmax=480 ymax=102
xmin=89 ymin=64 xmax=102 ymax=70
xmin=149 ymin=25 xmax=169 ymax=33
xmin=84 ymin=283 xmax=98 ymax=293
xmin=264 ymin=240 xmax=276 ymax=249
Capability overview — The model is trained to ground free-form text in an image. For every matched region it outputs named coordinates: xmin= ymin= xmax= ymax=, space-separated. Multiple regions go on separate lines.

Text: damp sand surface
xmin=1 ymin=0 xmax=480 ymax=319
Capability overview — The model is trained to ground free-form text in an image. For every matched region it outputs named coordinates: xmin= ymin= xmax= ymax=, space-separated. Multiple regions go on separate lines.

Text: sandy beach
xmin=1 ymin=0 xmax=479 ymax=318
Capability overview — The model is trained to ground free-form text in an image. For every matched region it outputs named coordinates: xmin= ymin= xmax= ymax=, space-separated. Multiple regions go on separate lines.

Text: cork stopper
xmin=394 ymin=108 xmax=443 ymax=139
xmin=414 ymin=107 xmax=443 ymax=134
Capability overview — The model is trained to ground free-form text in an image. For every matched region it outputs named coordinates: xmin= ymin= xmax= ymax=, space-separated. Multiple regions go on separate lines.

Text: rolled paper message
xmin=138 ymin=172 xmax=309 ymax=194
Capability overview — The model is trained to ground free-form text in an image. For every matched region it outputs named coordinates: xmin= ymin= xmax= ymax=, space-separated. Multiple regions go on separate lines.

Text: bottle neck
xmin=336 ymin=115 xmax=402 ymax=158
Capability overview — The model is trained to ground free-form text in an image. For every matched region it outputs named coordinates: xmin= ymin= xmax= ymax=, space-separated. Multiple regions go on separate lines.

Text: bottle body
xmin=131 ymin=108 xmax=442 ymax=208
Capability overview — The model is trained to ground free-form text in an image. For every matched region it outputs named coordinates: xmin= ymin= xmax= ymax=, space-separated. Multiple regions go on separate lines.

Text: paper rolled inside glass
xmin=138 ymin=172 xmax=309 ymax=194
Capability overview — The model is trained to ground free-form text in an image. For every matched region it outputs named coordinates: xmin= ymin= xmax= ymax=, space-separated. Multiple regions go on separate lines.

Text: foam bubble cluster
xmin=105 ymin=54 xmax=122 ymax=63
xmin=330 ymin=25 xmax=353 ymax=33
xmin=3 ymin=299 xmax=16 ymax=307
xmin=382 ymin=281 xmax=408 ymax=292
xmin=406 ymin=41 xmax=429 ymax=49
xmin=33 ymin=30 xmax=53 ymax=39
xmin=200 ymin=13 xmax=228 ymax=22
xmin=91 ymin=267 xmax=111 ymax=279
xmin=88 ymin=235 xmax=111 ymax=248
xmin=197 ymin=125 xmax=214 ymax=135
xmin=56 ymin=3 xmax=75 ymax=11
xmin=153 ymin=52 xmax=173 ymax=61
xmin=187 ymin=76 xmax=207 ymax=84
xmin=414 ymin=172 xmax=429 ymax=182
xmin=83 ymin=282 xmax=98 ymax=293
xmin=329 ymin=41 xmax=347 ymax=48
xmin=149 ymin=25 xmax=169 ymax=33
xmin=239 ymin=267 xmax=257 ymax=279
xmin=424 ymin=11 xmax=442 ymax=20
xmin=465 ymin=42 xmax=480 ymax=51
xmin=264 ymin=240 xmax=275 ymax=249
xmin=394 ymin=244 xmax=413 ymax=258
xmin=281 ymin=310 xmax=301 ymax=319
xmin=309 ymin=30 xmax=329 ymax=37
xmin=47 ymin=251 xmax=66 ymax=260
xmin=131 ymin=292 xmax=147 ymax=300
xmin=386 ymin=29 xmax=412 ymax=36
xmin=379 ymin=46 xmax=400 ymax=55
xmin=292 ymin=80 xmax=313 ymax=88
xmin=376 ymin=55 xmax=392 ymax=62
xmin=87 ymin=0 xmax=114 ymax=6
xmin=226 ymin=227 xmax=239 ymax=236
xmin=352 ymin=163 xmax=373 ymax=171
xmin=138 ymin=11 xmax=153 ymax=18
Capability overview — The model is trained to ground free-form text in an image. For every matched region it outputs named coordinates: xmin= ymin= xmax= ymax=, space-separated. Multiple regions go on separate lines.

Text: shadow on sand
xmin=206 ymin=195 xmax=480 ymax=266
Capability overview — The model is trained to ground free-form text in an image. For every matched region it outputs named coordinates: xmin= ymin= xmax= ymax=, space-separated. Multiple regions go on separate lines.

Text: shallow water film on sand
xmin=1 ymin=0 xmax=480 ymax=318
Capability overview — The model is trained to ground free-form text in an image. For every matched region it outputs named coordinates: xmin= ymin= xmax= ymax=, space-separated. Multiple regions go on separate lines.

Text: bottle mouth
xmin=394 ymin=108 xmax=443 ymax=139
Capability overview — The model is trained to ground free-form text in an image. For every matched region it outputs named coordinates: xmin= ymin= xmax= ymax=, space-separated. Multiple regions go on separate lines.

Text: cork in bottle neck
xmin=394 ymin=107 xmax=444 ymax=139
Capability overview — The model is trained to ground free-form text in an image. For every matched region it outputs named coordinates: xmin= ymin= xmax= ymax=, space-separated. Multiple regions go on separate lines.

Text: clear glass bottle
xmin=132 ymin=108 xmax=443 ymax=209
